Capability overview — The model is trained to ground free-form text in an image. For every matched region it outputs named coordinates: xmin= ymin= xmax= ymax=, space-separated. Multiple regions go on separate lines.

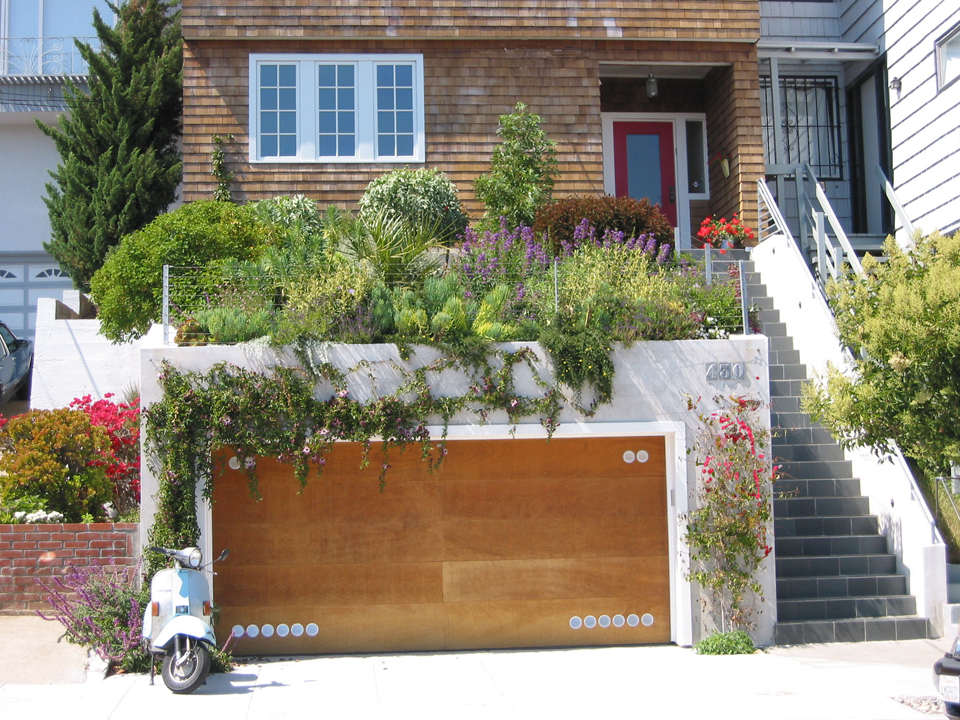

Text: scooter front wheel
xmin=160 ymin=635 xmax=211 ymax=694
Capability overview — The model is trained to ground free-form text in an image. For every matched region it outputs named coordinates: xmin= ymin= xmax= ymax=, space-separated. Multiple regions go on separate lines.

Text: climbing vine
xmin=144 ymin=346 xmax=562 ymax=569
xmin=683 ymin=394 xmax=776 ymax=633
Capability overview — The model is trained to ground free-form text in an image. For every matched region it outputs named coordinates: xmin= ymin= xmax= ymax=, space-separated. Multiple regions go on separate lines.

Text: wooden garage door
xmin=212 ymin=435 xmax=670 ymax=653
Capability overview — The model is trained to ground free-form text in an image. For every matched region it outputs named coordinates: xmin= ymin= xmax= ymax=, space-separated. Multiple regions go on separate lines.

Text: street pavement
xmin=0 ymin=615 xmax=953 ymax=719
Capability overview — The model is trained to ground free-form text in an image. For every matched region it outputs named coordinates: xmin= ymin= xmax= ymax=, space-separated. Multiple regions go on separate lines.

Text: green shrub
xmin=0 ymin=409 xmax=113 ymax=523
xmin=359 ymin=168 xmax=468 ymax=246
xmin=474 ymin=102 xmax=559 ymax=229
xmin=250 ymin=195 xmax=326 ymax=245
xmin=533 ymin=195 xmax=675 ymax=254
xmin=694 ymin=630 xmax=757 ymax=655
xmin=90 ymin=201 xmax=275 ymax=342
xmin=193 ymin=307 xmax=274 ymax=344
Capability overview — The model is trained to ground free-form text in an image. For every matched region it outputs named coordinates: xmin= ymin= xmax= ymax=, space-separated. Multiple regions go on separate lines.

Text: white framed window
xmin=936 ymin=21 xmax=960 ymax=92
xmin=249 ymin=53 xmax=425 ymax=163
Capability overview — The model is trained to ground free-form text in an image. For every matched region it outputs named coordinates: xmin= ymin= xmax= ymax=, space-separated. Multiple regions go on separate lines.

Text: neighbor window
xmin=760 ymin=75 xmax=842 ymax=180
xmin=249 ymin=53 xmax=425 ymax=163
xmin=936 ymin=22 xmax=960 ymax=92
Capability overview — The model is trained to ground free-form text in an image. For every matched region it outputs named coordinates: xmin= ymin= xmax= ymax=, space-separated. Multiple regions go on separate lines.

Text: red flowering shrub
xmin=70 ymin=394 xmax=141 ymax=514
xmin=683 ymin=395 xmax=776 ymax=633
xmin=696 ymin=214 xmax=755 ymax=249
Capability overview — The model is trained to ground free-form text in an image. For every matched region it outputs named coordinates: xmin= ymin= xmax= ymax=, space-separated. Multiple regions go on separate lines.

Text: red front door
xmin=613 ymin=121 xmax=677 ymax=227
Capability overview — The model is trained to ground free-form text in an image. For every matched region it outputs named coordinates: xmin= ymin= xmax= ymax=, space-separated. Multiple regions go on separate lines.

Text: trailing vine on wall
xmin=144 ymin=345 xmax=562 ymax=569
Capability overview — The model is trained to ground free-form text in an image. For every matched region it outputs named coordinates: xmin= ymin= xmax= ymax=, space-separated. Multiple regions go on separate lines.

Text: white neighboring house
xmin=758 ymin=0 xmax=960 ymax=246
xmin=0 ymin=0 xmax=113 ymax=338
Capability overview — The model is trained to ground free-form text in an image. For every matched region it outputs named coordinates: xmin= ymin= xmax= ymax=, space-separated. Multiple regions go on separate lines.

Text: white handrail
xmin=873 ymin=165 xmax=916 ymax=241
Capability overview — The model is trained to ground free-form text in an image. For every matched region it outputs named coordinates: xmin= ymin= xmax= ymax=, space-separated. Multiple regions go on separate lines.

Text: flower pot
xmin=720 ymin=158 xmax=730 ymax=178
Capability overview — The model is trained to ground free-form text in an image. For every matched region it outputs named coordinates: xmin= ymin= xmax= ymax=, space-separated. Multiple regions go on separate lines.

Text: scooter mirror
xmin=216 ymin=548 xmax=230 ymax=563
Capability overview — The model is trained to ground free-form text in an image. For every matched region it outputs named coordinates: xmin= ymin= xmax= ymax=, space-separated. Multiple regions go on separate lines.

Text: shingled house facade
xmin=179 ymin=1 xmax=765 ymax=248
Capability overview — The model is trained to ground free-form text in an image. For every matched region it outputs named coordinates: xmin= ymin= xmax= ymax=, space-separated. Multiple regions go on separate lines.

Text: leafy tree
xmin=90 ymin=201 xmax=275 ymax=342
xmin=38 ymin=0 xmax=183 ymax=292
xmin=804 ymin=231 xmax=960 ymax=476
xmin=474 ymin=102 xmax=559 ymax=229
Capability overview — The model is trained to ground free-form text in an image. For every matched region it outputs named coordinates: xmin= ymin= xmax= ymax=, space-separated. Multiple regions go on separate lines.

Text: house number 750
xmin=705 ymin=362 xmax=745 ymax=382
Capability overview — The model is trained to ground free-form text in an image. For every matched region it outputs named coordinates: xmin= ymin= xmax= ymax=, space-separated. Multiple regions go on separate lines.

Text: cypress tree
xmin=38 ymin=0 xmax=183 ymax=292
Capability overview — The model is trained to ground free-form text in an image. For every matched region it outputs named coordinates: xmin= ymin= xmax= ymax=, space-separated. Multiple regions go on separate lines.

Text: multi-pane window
xmin=258 ymin=64 xmax=298 ymax=158
xmin=760 ymin=75 xmax=842 ymax=180
xmin=250 ymin=54 xmax=425 ymax=163
xmin=1 ymin=0 xmax=112 ymax=75
xmin=376 ymin=64 xmax=415 ymax=158
xmin=318 ymin=64 xmax=356 ymax=158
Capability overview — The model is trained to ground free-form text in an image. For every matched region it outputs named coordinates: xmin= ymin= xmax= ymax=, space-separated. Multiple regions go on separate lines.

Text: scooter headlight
xmin=187 ymin=547 xmax=202 ymax=568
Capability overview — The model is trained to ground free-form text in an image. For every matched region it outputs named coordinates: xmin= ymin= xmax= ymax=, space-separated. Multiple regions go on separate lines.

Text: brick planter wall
xmin=0 ymin=523 xmax=139 ymax=614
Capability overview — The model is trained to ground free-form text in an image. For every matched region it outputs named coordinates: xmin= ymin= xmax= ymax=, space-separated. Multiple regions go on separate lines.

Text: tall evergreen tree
xmin=38 ymin=0 xmax=183 ymax=292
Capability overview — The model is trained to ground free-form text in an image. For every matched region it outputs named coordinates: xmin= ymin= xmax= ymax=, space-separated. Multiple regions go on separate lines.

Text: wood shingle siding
xmin=182 ymin=1 xmax=761 ymax=43
xmin=182 ymin=38 xmax=763 ymax=225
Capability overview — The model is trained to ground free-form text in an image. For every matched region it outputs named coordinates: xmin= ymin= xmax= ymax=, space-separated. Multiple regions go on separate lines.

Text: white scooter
xmin=143 ymin=546 xmax=229 ymax=694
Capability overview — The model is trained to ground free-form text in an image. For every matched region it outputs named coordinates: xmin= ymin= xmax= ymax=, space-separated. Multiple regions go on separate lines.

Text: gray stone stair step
xmin=769 ymin=336 xmax=796 ymax=352
xmin=774 ymin=496 xmax=869 ymax=517
xmin=751 ymin=295 xmax=775 ymax=310
xmin=777 ymin=595 xmax=917 ymax=622
xmin=759 ymin=308 xmax=781 ymax=324
xmin=771 ymin=349 xmax=801 ymax=365
xmin=776 ymin=573 xmax=908 ymax=600
xmin=774 ymin=616 xmax=930 ymax=645
xmin=775 ymin=553 xmax=897 ymax=578
xmin=778 ymin=459 xmax=853 ymax=479
xmin=769 ymin=364 xmax=809 ymax=381
xmin=770 ymin=378 xmax=806 ymax=397
xmin=775 ymin=534 xmax=887 ymax=557
xmin=773 ymin=443 xmax=846 ymax=462
xmin=762 ymin=321 xmax=789 ymax=338
xmin=772 ymin=396 xmax=802 ymax=413
xmin=774 ymin=514 xmax=880 ymax=537
xmin=775 ymin=426 xmax=835 ymax=445
xmin=772 ymin=411 xmax=822 ymax=430
xmin=774 ymin=477 xmax=863 ymax=498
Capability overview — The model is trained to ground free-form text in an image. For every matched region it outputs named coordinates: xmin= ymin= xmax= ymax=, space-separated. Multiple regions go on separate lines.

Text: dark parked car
xmin=0 ymin=321 xmax=33 ymax=405
xmin=935 ymin=636 xmax=960 ymax=718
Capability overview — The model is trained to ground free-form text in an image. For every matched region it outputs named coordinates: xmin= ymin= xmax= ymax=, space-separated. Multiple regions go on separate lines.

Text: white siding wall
xmin=842 ymin=0 xmax=960 ymax=234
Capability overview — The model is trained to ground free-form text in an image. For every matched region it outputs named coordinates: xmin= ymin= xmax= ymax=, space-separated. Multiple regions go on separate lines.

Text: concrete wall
xmin=32 ymin=293 xmax=164 ymax=409
xmin=751 ymin=233 xmax=948 ymax=633
xmin=138 ymin=337 xmax=776 ymax=647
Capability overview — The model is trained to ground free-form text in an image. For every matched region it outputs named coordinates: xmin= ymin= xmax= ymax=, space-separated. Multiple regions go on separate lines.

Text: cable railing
xmin=160 ymin=252 xmax=752 ymax=346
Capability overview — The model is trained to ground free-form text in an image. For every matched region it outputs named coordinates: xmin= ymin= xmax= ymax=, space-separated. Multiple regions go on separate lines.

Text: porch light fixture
xmin=889 ymin=76 xmax=902 ymax=92
xmin=645 ymin=74 xmax=658 ymax=98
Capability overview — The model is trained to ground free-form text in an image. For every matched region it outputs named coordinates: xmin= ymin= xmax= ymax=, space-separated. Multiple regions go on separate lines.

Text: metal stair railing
xmin=874 ymin=165 xmax=916 ymax=242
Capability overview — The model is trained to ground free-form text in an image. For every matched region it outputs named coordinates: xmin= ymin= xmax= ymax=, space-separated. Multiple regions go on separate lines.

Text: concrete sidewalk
xmin=0 ymin=614 xmax=952 ymax=719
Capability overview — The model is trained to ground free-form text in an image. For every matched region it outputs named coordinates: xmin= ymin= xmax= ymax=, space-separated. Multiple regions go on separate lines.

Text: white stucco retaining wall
xmin=138 ymin=337 xmax=775 ymax=647
xmin=751 ymin=233 xmax=947 ymax=634
xmin=32 ymin=294 xmax=164 ymax=409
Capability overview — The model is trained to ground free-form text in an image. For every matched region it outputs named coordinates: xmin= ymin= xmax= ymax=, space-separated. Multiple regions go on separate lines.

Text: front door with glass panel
xmin=612 ymin=122 xmax=677 ymax=227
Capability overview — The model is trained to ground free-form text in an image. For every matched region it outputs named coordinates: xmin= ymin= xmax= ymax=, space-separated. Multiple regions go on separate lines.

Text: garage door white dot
xmin=584 ymin=615 xmax=597 ymax=629
xmin=627 ymin=614 xmax=640 ymax=627
xmin=569 ymin=616 xmax=583 ymax=629
xmin=291 ymin=623 xmax=304 ymax=637
xmin=261 ymin=624 xmax=275 ymax=638
xmin=306 ymin=623 xmax=319 ymax=636
xmin=598 ymin=615 xmax=611 ymax=628
xmin=276 ymin=624 xmax=289 ymax=637
xmin=613 ymin=614 xmax=625 ymax=628
xmin=622 ymin=451 xmax=636 ymax=463
xmin=641 ymin=613 xmax=655 ymax=627
xmin=245 ymin=624 xmax=260 ymax=638
xmin=636 ymin=450 xmax=649 ymax=463
xmin=231 ymin=625 xmax=245 ymax=638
